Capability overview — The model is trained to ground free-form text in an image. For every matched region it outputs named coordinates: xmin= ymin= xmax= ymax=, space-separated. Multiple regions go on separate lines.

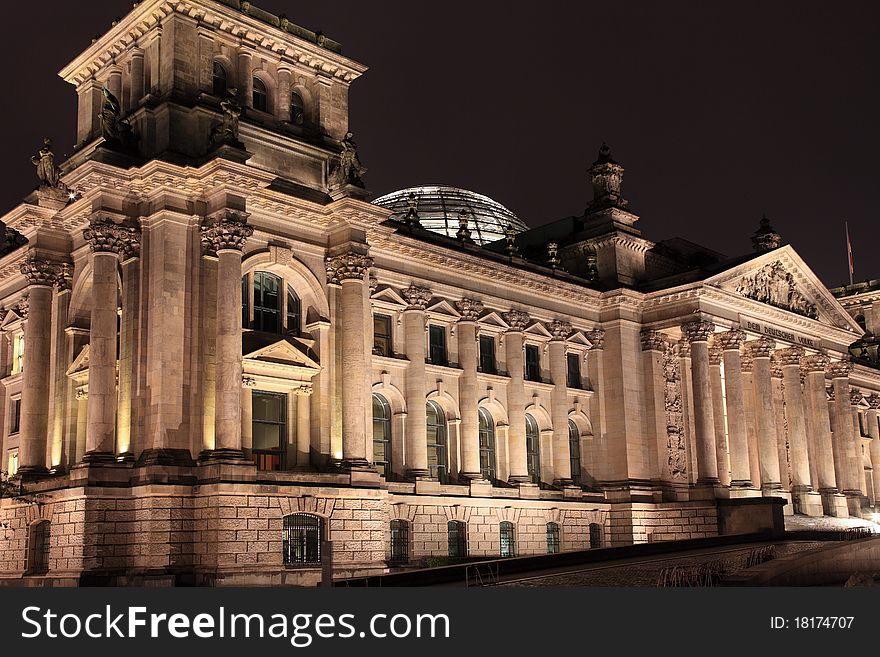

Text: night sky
xmin=2 ymin=1 xmax=878 ymax=287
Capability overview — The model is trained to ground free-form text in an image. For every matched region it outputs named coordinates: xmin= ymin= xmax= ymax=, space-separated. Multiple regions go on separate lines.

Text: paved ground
xmin=496 ymin=541 xmax=827 ymax=587
xmin=785 ymin=514 xmax=880 ymax=533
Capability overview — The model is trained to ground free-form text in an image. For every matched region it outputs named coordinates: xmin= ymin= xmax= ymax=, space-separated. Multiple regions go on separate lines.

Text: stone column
xmin=801 ymin=356 xmax=837 ymax=496
xmin=640 ymin=330 xmax=670 ymax=483
xmin=746 ymin=338 xmax=782 ymax=491
xmin=504 ymin=310 xmax=531 ymax=484
xmin=237 ymin=50 xmax=253 ymax=107
xmin=777 ymin=347 xmax=812 ymax=491
xmin=400 ymin=285 xmax=431 ymax=478
xmin=828 ymin=361 xmax=861 ymax=514
xmin=201 ymin=211 xmax=253 ymax=460
xmin=716 ymin=330 xmax=752 ymax=488
xmin=326 ymin=250 xmax=374 ymax=470
xmin=277 ymin=65 xmax=292 ymax=123
xmin=682 ymin=320 xmax=718 ymax=485
xmin=455 ymin=298 xmax=483 ymax=480
xmin=82 ymin=220 xmax=137 ymax=462
xmin=740 ymin=352 xmax=762 ymax=488
xmin=866 ymin=394 xmax=880 ymax=509
xmin=296 ymin=384 xmax=313 ymax=467
xmin=16 ymin=259 xmax=58 ymax=475
xmin=106 ymin=65 xmax=123 ymax=107
xmin=47 ymin=266 xmax=72 ymax=470
xmin=849 ymin=390 xmax=867 ymax=498
xmin=548 ymin=320 xmax=573 ymax=485
xmin=585 ymin=329 xmax=606 ymax=484
xmin=116 ymin=250 xmax=141 ymax=460
xmin=708 ymin=343 xmax=730 ymax=486
xmin=770 ymin=362 xmax=790 ymax=491
xmin=130 ymin=48 xmax=145 ymax=108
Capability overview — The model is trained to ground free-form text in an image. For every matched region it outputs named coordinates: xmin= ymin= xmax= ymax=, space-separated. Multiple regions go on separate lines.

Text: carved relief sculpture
xmin=735 ymin=260 xmax=818 ymax=319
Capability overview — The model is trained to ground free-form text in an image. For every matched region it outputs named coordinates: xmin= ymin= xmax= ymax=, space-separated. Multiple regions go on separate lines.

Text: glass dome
xmin=373 ymin=185 xmax=528 ymax=246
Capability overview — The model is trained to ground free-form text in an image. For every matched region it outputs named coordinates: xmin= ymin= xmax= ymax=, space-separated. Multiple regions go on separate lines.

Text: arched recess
xmin=525 ymin=401 xmax=553 ymax=485
xmin=569 ymin=410 xmax=596 ymax=487
xmin=241 ymin=249 xmax=329 ymax=320
xmin=372 ymin=380 xmax=407 ymax=478
xmin=427 ymin=388 xmax=461 ymax=480
xmin=212 ymin=54 xmax=236 ymax=94
xmin=251 ymin=69 xmax=276 ymax=114
xmin=290 ymin=82 xmax=315 ymax=126
xmin=478 ymin=396 xmax=510 ymax=482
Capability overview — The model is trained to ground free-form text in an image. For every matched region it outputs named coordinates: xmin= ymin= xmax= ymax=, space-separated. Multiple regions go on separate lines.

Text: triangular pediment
xmin=524 ymin=322 xmax=554 ymax=338
xmin=426 ymin=300 xmax=460 ymax=318
xmin=242 ymin=333 xmax=321 ymax=370
xmin=0 ymin=308 xmax=23 ymax=330
xmin=568 ymin=331 xmax=593 ymax=348
xmin=477 ymin=311 xmax=510 ymax=329
xmin=371 ymin=286 xmax=407 ymax=307
xmin=705 ymin=246 xmax=862 ymax=332
xmin=67 ymin=344 xmax=90 ymax=376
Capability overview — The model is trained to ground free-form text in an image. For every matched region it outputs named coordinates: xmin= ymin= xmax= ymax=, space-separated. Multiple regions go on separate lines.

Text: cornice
xmin=58 ymin=0 xmax=366 ymax=87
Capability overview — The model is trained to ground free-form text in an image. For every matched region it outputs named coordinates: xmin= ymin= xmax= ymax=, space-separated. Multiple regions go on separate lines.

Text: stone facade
xmin=0 ymin=0 xmax=878 ymax=586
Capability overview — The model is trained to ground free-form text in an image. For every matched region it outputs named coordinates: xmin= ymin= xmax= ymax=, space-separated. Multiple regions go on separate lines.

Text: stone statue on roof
xmin=211 ymin=87 xmax=243 ymax=146
xmin=31 ymin=138 xmax=61 ymax=188
xmin=330 ymin=131 xmax=366 ymax=188
xmin=100 ymin=87 xmax=136 ymax=148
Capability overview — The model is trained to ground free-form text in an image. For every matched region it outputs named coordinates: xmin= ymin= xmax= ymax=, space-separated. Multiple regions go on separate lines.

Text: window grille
xmin=283 ymin=514 xmax=323 ymax=566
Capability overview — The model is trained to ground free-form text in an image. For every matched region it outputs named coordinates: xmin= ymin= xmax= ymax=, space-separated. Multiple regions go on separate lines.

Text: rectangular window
xmin=428 ymin=325 xmax=448 ymax=366
xmin=479 ymin=335 xmax=496 ymax=374
xmin=7 ymin=449 xmax=18 ymax=477
xmin=566 ymin=352 xmax=582 ymax=389
xmin=11 ymin=333 xmax=23 ymax=375
xmin=9 ymin=398 xmax=21 ymax=434
xmin=524 ymin=344 xmax=541 ymax=382
xmin=252 ymin=391 xmax=287 ymax=471
xmin=373 ymin=314 xmax=393 ymax=356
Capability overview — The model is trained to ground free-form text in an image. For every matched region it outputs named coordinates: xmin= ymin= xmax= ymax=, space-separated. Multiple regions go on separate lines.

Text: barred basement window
xmin=546 ymin=522 xmax=560 ymax=554
xmin=589 ymin=523 xmax=603 ymax=548
xmin=283 ymin=513 xmax=323 ymax=566
xmin=499 ymin=521 xmax=516 ymax=557
xmin=27 ymin=521 xmax=50 ymax=574
xmin=447 ymin=520 xmax=467 ymax=558
xmin=390 ymin=519 xmax=410 ymax=564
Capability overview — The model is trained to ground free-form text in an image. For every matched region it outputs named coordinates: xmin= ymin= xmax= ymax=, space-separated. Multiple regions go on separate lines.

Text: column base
xmin=762 ymin=488 xmax=792 ymax=516
xmin=553 ymin=477 xmax=573 ymax=488
xmin=819 ymin=489 xmax=850 ymax=518
xmin=717 ymin=485 xmax=762 ymax=500
xmin=793 ymin=490 xmax=824 ymax=517
xmin=14 ymin=465 xmax=48 ymax=481
xmin=198 ymin=448 xmax=246 ymax=463
xmin=842 ymin=490 xmax=864 ymax=517
xmin=458 ymin=471 xmax=484 ymax=481
xmin=82 ymin=451 xmax=117 ymax=464
xmin=508 ymin=475 xmax=531 ymax=485
xmin=341 ymin=458 xmax=375 ymax=472
xmin=115 ymin=451 xmax=136 ymax=464
xmin=406 ymin=468 xmax=430 ymax=481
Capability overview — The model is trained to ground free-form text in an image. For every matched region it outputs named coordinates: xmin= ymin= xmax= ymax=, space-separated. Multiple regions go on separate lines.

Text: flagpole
xmin=846 ymin=221 xmax=854 ymax=285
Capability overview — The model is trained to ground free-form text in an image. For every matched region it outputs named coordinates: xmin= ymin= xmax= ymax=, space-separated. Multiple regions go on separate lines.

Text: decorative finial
xmin=457 ymin=210 xmax=473 ymax=243
xmin=751 ymin=213 xmax=782 ymax=252
xmin=504 ymin=227 xmax=519 ymax=256
xmin=547 ymin=241 xmax=560 ymax=270
xmin=401 ymin=192 xmax=420 ymax=231
xmin=588 ymin=142 xmax=627 ymax=211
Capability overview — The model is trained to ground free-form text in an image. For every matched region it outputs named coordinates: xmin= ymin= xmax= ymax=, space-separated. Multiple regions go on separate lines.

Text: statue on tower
xmin=211 ymin=87 xmax=244 ymax=147
xmin=588 ymin=142 xmax=628 ymax=211
xmin=99 ymin=87 xmax=136 ymax=148
xmin=31 ymin=138 xmax=62 ymax=188
xmin=329 ymin=132 xmax=366 ymax=189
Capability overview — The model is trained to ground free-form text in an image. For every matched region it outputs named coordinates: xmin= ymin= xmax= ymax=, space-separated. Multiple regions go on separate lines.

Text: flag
xmin=846 ymin=221 xmax=854 ymax=284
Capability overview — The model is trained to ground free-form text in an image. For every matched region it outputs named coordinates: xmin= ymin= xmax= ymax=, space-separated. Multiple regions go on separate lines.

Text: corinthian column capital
xmin=455 ymin=298 xmax=483 ymax=321
xmin=503 ymin=310 xmax=531 ymax=332
xmin=827 ymin=360 xmax=853 ymax=379
xmin=715 ymin=329 xmax=746 ymax=351
xmin=682 ymin=319 xmax=714 ymax=343
xmin=325 ymin=250 xmax=373 ymax=284
xmin=800 ymin=353 xmax=828 ymax=374
xmin=775 ymin=345 xmax=805 ymax=366
xmin=84 ymin=218 xmax=141 ymax=259
xmin=20 ymin=257 xmax=59 ymax=286
xmin=547 ymin=320 xmax=572 ymax=341
xmin=201 ymin=211 xmax=253 ymax=255
xmin=585 ymin=328 xmax=605 ymax=350
xmin=745 ymin=336 xmax=775 ymax=358
xmin=401 ymin=285 xmax=432 ymax=310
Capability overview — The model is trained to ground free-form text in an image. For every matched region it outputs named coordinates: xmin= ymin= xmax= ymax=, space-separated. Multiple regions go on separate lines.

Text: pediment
xmin=371 ymin=286 xmax=407 ymax=306
xmin=426 ymin=299 xmax=460 ymax=318
xmin=524 ymin=322 xmax=554 ymax=338
xmin=705 ymin=246 xmax=862 ymax=332
xmin=478 ymin=311 xmax=510 ymax=329
xmin=0 ymin=308 xmax=23 ymax=329
xmin=568 ymin=331 xmax=593 ymax=348
xmin=67 ymin=344 xmax=90 ymax=376
xmin=242 ymin=333 xmax=321 ymax=370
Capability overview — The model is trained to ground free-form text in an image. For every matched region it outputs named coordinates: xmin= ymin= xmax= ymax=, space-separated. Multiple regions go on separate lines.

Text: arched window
xmin=27 ymin=521 xmax=50 ymax=574
xmin=568 ymin=419 xmax=581 ymax=485
xmin=283 ymin=513 xmax=323 ymax=566
xmin=546 ymin=522 xmax=560 ymax=554
xmin=500 ymin=521 xmax=516 ymax=557
xmin=447 ymin=520 xmax=467 ymax=558
xmin=372 ymin=394 xmax=392 ymax=478
xmin=526 ymin=414 xmax=541 ymax=484
xmin=287 ymin=287 xmax=301 ymax=337
xmin=426 ymin=401 xmax=448 ymax=483
xmin=212 ymin=61 xmax=228 ymax=98
xmin=291 ymin=90 xmax=305 ymax=126
xmin=390 ymin=519 xmax=409 ymax=564
xmin=478 ymin=408 xmax=496 ymax=481
xmin=253 ymin=77 xmax=268 ymax=112
xmin=855 ymin=314 xmax=867 ymax=331
xmin=589 ymin=523 xmax=603 ymax=549
xmin=243 ymin=272 xmax=303 ymax=336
